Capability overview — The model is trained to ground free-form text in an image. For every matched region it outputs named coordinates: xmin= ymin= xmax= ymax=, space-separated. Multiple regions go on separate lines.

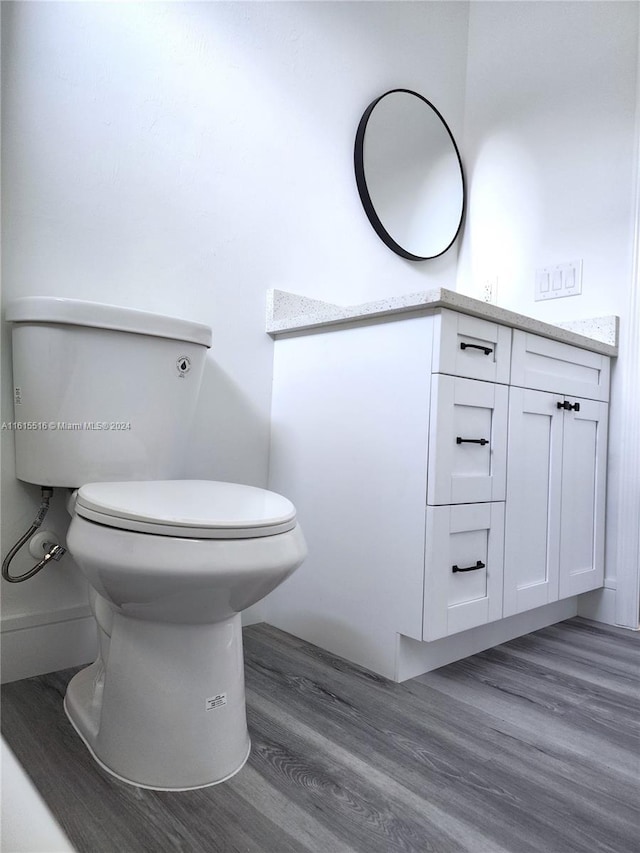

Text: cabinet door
xmin=424 ymin=503 xmax=504 ymax=641
xmin=558 ymin=399 xmax=608 ymax=597
xmin=427 ymin=375 xmax=508 ymax=505
xmin=504 ymin=388 xmax=563 ymax=617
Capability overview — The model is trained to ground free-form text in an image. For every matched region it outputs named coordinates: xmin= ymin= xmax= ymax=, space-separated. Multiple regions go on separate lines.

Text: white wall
xmin=458 ymin=0 xmax=639 ymax=609
xmin=1 ymin=1 xmax=470 ymax=674
xmin=2 ymin=0 xmax=637 ymax=680
xmin=458 ymin=0 xmax=637 ymax=318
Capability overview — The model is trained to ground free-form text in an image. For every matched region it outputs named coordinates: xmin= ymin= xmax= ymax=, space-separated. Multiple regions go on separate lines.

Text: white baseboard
xmin=577 ymin=586 xmax=619 ymax=626
xmin=1 ymin=616 xmax=98 ymax=684
xmin=0 ymin=602 xmax=266 ymax=685
xmin=396 ymin=597 xmax=578 ymax=682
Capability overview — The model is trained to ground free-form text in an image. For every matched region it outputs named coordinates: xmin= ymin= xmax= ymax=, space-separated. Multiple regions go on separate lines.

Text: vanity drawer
xmin=423 ymin=502 xmax=504 ymax=641
xmin=433 ymin=310 xmax=511 ymax=384
xmin=427 ymin=375 xmax=508 ymax=505
xmin=511 ymin=330 xmax=610 ymax=401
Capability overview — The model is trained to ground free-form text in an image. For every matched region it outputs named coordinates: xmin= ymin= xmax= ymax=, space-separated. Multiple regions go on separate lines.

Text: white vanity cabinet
xmin=267 ymin=299 xmax=613 ymax=680
xmin=503 ymin=333 xmax=610 ymax=616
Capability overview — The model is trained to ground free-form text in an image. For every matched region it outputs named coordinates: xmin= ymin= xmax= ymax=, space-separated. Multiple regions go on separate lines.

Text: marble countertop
xmin=266 ymin=288 xmax=619 ymax=356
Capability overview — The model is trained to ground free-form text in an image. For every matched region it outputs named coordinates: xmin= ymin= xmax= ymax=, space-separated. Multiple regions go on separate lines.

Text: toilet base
xmin=64 ymin=699 xmax=251 ymax=791
xmin=64 ymin=611 xmax=251 ymax=790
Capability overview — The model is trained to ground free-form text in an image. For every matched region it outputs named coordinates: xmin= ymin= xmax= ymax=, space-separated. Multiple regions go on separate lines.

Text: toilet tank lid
xmin=6 ymin=297 xmax=212 ymax=348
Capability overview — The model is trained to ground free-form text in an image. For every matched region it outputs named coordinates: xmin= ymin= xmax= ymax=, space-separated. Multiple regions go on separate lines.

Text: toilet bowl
xmin=6 ymin=297 xmax=307 ymax=790
xmin=64 ymin=480 xmax=306 ymax=790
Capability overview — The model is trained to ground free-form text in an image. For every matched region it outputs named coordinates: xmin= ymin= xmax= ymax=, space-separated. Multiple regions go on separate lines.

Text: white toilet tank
xmin=6 ymin=297 xmax=212 ymax=487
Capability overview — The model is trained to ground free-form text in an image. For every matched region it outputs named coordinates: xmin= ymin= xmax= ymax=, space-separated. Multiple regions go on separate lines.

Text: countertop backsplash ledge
xmin=266 ymin=288 xmax=619 ymax=356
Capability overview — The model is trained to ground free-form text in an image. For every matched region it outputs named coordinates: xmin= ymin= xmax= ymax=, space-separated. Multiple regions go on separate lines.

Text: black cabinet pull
xmin=456 ymin=437 xmax=489 ymax=446
xmin=557 ymin=400 xmax=581 ymax=412
xmin=460 ymin=342 xmax=493 ymax=356
xmin=452 ymin=560 xmax=485 ymax=574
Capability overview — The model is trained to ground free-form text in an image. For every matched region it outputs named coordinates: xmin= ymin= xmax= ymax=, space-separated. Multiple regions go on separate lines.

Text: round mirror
xmin=354 ymin=89 xmax=465 ymax=261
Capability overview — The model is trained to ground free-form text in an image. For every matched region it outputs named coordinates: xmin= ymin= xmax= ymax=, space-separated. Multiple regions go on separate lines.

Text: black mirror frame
xmin=354 ymin=89 xmax=466 ymax=261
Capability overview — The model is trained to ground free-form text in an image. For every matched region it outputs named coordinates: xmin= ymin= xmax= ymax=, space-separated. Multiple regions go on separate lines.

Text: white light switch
xmin=535 ymin=260 xmax=583 ymax=301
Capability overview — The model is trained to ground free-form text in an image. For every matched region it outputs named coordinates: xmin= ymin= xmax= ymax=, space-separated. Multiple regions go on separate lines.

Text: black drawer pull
xmin=556 ymin=400 xmax=581 ymax=412
xmin=452 ymin=560 xmax=485 ymax=574
xmin=456 ymin=437 xmax=489 ymax=446
xmin=460 ymin=342 xmax=493 ymax=356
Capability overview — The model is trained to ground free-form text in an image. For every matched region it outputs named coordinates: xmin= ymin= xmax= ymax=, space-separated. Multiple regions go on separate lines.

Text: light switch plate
xmin=535 ymin=260 xmax=582 ymax=301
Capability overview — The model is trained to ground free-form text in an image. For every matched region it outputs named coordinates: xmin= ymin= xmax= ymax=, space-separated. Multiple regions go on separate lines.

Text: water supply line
xmin=2 ymin=487 xmax=67 ymax=583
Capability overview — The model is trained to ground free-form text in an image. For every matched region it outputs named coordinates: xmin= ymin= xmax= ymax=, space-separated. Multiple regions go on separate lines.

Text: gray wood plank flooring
xmin=1 ymin=617 xmax=638 ymax=853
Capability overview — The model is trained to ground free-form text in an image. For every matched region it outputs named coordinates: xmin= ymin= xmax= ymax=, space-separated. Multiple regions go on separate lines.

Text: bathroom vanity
xmin=265 ymin=289 xmax=617 ymax=681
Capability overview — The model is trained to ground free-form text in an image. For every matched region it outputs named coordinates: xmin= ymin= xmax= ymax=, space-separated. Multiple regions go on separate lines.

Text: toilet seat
xmin=74 ymin=480 xmax=297 ymax=539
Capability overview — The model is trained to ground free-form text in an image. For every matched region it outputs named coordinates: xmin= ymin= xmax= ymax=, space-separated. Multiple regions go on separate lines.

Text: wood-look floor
xmin=1 ymin=617 xmax=638 ymax=853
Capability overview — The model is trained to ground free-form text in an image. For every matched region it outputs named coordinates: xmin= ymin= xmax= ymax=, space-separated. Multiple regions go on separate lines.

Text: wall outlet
xmin=535 ymin=260 xmax=582 ymax=301
xmin=481 ymin=277 xmax=498 ymax=304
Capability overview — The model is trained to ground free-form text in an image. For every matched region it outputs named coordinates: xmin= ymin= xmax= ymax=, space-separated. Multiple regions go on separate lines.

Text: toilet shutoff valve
xmin=29 ymin=530 xmax=61 ymax=559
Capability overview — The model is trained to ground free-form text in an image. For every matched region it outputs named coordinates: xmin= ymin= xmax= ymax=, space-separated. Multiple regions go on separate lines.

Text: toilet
xmin=6 ymin=297 xmax=307 ymax=791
